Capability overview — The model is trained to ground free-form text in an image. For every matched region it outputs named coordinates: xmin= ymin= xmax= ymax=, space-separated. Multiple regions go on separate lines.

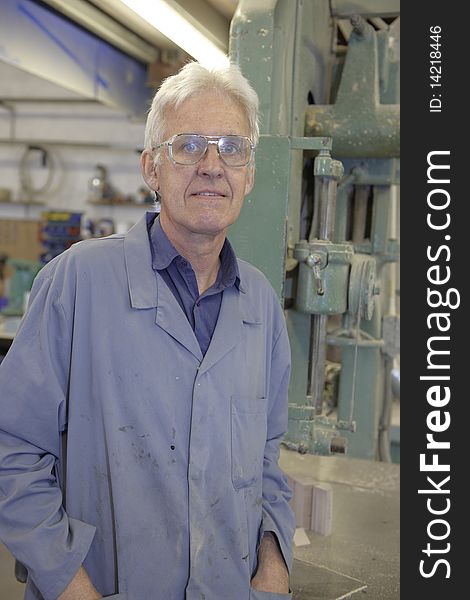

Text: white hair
xmin=144 ymin=62 xmax=259 ymax=162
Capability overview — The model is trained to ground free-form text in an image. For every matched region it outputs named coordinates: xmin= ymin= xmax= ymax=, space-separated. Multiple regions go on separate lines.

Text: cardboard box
xmin=0 ymin=218 xmax=43 ymax=262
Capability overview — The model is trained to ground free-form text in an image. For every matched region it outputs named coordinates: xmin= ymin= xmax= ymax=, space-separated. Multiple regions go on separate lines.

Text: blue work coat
xmin=0 ymin=214 xmax=295 ymax=600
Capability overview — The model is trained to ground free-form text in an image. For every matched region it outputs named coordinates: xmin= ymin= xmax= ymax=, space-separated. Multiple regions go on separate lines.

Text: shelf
xmin=88 ymin=201 xmax=151 ymax=208
xmin=0 ymin=139 xmax=142 ymax=152
xmin=0 ymin=200 xmax=45 ymax=206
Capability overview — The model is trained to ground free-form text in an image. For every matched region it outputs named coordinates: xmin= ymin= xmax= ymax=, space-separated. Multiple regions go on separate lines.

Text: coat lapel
xmin=154 ymin=274 xmax=203 ymax=362
xmin=198 ymin=284 xmax=261 ymax=376
xmin=123 ymin=214 xmax=202 ymax=362
xmin=123 ymin=215 xmax=263 ymax=368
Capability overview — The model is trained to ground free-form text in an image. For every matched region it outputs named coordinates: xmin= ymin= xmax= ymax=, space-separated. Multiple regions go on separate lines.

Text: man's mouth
xmin=191 ymin=191 xmax=226 ymax=197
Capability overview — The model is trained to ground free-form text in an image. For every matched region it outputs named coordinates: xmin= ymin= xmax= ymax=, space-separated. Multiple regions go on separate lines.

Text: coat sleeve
xmin=0 ymin=267 xmax=96 ymax=600
xmin=259 ymin=313 xmax=295 ymax=573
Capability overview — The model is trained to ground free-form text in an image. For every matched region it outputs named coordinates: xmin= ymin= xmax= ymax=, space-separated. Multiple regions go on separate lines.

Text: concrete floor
xmin=283 ymin=449 xmax=400 ymax=599
xmin=0 ymin=450 xmax=399 ymax=600
xmin=0 ymin=542 xmax=24 ymax=600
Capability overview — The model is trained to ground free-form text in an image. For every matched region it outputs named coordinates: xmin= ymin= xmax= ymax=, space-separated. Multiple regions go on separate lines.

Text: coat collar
xmin=149 ymin=216 xmax=243 ymax=293
xmin=123 ymin=213 xmax=159 ymax=309
xmin=123 ymin=213 xmax=261 ymax=366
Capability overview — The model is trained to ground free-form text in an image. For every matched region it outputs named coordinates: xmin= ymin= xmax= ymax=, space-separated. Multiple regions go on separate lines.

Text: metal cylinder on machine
xmin=294 ymin=150 xmax=353 ymax=416
xmin=293 ymin=150 xmax=353 ymax=315
xmin=294 ymin=241 xmax=353 ymax=314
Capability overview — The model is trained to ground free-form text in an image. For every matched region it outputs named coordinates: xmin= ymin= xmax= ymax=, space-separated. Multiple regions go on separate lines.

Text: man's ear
xmin=140 ymin=150 xmax=159 ymax=191
xmin=244 ymin=163 xmax=255 ymax=197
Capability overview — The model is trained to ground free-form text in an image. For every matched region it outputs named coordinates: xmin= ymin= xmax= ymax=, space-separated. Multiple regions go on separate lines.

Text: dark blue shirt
xmin=148 ymin=215 xmax=242 ymax=356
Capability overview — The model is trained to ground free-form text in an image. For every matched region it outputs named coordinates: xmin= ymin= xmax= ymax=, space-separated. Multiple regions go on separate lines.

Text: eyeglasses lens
xmin=218 ymin=137 xmax=249 ymax=166
xmin=171 ymin=135 xmax=250 ymax=166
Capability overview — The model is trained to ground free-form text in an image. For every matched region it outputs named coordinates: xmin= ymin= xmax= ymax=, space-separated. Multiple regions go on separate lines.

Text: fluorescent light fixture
xmin=117 ymin=0 xmax=230 ymax=69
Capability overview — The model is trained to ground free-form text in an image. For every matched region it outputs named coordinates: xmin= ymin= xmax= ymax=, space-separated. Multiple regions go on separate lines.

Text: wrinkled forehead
xmin=161 ymin=90 xmax=251 ymax=140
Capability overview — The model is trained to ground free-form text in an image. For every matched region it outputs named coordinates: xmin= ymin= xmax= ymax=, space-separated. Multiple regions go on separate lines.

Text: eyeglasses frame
xmin=154 ymin=133 xmax=256 ymax=167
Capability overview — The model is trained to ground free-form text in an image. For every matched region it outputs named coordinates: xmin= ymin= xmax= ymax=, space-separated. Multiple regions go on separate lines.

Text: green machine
xmin=1 ymin=259 xmax=42 ymax=316
xmin=229 ymin=0 xmax=400 ymax=461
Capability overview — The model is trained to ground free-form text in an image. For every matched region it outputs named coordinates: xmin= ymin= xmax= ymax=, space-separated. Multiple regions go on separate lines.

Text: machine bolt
xmin=350 ymin=14 xmax=366 ymax=36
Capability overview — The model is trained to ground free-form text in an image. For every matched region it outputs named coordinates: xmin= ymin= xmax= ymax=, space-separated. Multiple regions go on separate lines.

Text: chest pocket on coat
xmin=230 ymin=396 xmax=267 ymax=490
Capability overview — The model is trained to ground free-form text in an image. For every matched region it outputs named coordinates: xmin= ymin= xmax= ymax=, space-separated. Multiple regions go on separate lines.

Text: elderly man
xmin=0 ymin=62 xmax=295 ymax=600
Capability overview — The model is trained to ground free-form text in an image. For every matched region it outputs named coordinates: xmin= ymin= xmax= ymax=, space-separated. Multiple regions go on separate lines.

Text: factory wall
xmin=0 ymin=101 xmax=151 ymax=231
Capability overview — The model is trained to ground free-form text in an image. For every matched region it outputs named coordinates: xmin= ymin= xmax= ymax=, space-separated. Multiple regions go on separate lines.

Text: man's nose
xmin=197 ymin=143 xmax=224 ymax=177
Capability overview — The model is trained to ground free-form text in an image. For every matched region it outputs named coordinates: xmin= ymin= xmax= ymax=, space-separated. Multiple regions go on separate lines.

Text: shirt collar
xmin=148 ymin=215 xmax=243 ymax=292
xmin=148 ymin=214 xmax=179 ymax=270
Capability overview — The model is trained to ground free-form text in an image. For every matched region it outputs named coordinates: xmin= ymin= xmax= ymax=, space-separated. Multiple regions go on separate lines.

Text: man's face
xmin=141 ymin=92 xmax=254 ymax=238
